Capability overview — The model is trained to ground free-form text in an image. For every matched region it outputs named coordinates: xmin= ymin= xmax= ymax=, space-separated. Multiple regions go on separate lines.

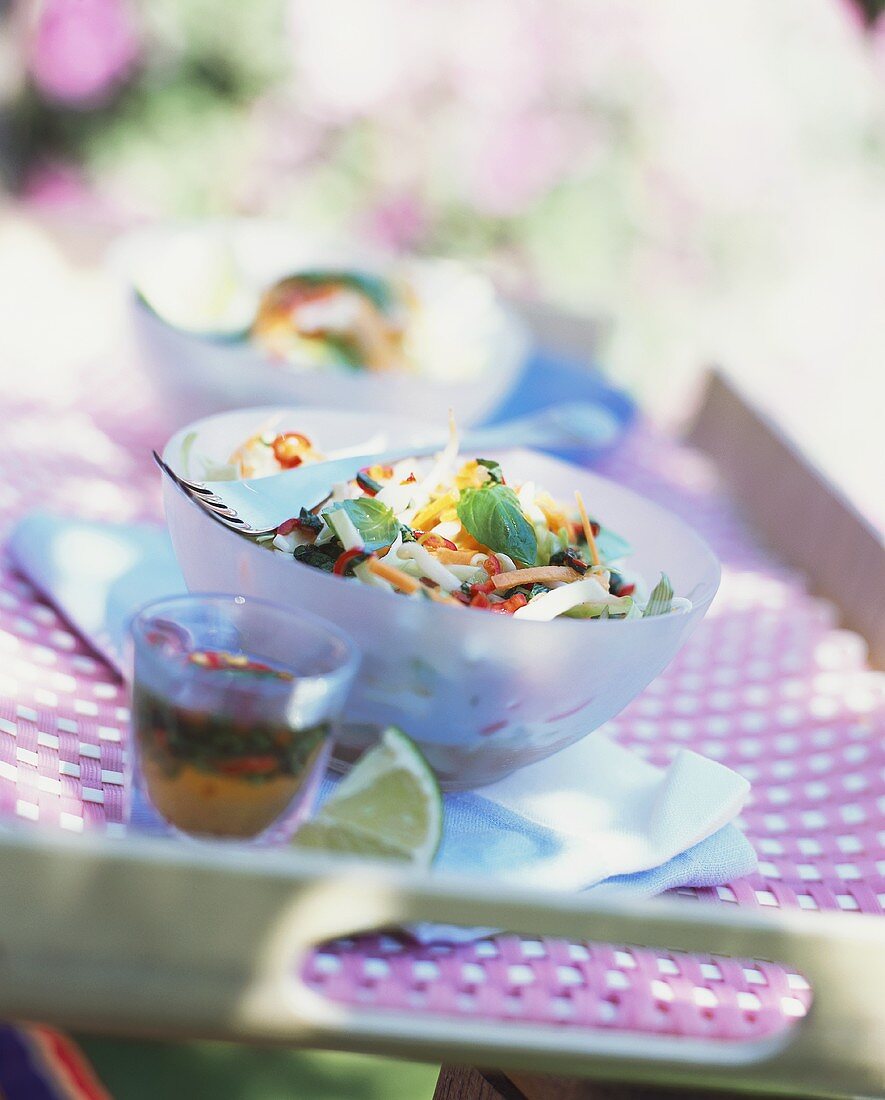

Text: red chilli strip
xmin=470 ymin=591 xmax=492 ymax=609
xmin=470 ymin=580 xmax=495 ymax=597
xmin=490 ymin=592 xmax=529 ymax=615
xmin=356 ymin=471 xmax=382 ymax=496
xmin=483 ymin=553 xmax=502 ymax=576
xmin=276 ymin=516 xmax=320 ymax=542
xmin=333 ymin=548 xmax=370 ymax=576
xmin=272 ymin=432 xmax=312 ymax=469
xmin=217 ymin=755 xmax=279 ymax=777
xmin=419 ymin=533 xmax=458 ymax=551
xmin=563 ymin=549 xmax=588 ymax=575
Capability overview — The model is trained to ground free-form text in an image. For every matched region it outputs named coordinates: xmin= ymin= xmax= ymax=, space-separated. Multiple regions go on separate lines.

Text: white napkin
xmin=8 ymin=513 xmax=756 ymax=893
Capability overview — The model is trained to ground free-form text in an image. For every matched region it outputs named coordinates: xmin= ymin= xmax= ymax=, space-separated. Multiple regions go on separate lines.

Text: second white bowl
xmin=114 ymin=219 xmax=529 ymax=426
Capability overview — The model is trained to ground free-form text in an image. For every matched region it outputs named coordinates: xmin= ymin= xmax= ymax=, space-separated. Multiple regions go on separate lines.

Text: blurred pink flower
xmin=364 ymin=193 xmax=428 ymax=250
xmin=465 ymin=111 xmax=575 ymax=217
xmin=21 ymin=161 xmax=141 ymax=227
xmin=871 ymin=7 xmax=885 ymax=71
xmin=21 ymin=162 xmax=93 ymax=207
xmin=28 ymin=0 xmax=140 ymax=107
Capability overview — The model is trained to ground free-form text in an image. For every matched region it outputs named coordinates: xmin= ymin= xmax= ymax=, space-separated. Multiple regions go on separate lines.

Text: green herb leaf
xmin=642 ymin=574 xmax=674 ymax=617
xmin=593 ymin=525 xmax=633 ymax=563
xmin=476 ymin=458 xmax=504 ymax=484
xmin=456 ymin=484 xmax=537 ymax=566
xmin=323 ymin=497 xmax=399 ymax=551
xmin=293 ymin=543 xmax=339 ymax=572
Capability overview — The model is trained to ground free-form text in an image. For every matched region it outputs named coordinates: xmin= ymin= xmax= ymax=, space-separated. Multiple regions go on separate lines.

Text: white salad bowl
xmin=112 ymin=219 xmax=529 ymax=427
xmin=162 ymin=407 xmax=720 ymax=789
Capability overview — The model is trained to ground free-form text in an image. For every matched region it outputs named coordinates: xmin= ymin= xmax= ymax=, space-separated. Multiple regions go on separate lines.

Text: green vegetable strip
xmin=642 ymin=573 xmax=674 ymax=617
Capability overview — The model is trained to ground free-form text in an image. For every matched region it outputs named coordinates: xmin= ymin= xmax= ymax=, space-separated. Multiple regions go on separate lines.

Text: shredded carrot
xmin=367 ymin=559 xmax=420 ymax=593
xmin=436 ymin=548 xmax=481 ymax=566
xmin=574 ymin=490 xmax=600 ymax=566
xmin=491 ymin=566 xmax=583 ymax=591
xmin=426 ymin=587 xmax=459 ymax=606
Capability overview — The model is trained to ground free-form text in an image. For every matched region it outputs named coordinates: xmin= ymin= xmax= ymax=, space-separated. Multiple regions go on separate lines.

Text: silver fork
xmin=153 ymin=444 xmax=443 ymax=537
xmin=153 ymin=400 xmax=624 ymax=537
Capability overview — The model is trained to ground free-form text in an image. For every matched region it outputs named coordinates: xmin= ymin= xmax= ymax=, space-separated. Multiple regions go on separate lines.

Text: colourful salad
xmin=251 ymin=271 xmax=414 ymax=373
xmin=222 ymin=422 xmax=691 ymax=622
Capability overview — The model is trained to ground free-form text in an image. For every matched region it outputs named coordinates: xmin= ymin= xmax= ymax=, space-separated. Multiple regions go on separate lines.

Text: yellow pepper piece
xmin=411 ymin=493 xmax=456 ymax=530
xmin=454 ymin=460 xmax=488 ymax=491
xmin=535 ymin=492 xmax=571 ymax=536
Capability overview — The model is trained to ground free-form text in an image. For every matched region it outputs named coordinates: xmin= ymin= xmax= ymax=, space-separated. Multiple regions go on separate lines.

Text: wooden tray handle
xmin=0 ymin=831 xmax=881 ymax=1097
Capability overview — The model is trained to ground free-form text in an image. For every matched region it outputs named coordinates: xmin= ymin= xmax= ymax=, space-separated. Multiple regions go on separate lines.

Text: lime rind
xmin=292 ymin=727 xmax=443 ymax=866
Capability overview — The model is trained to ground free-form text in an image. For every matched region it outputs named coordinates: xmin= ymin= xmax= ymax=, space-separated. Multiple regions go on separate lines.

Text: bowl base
xmin=329 ymin=726 xmax=525 ymax=792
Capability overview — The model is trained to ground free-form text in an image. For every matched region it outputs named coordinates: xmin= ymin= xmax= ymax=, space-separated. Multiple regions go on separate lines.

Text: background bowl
xmin=163 ymin=407 xmax=720 ymax=789
xmin=113 ymin=219 xmax=529 ymax=427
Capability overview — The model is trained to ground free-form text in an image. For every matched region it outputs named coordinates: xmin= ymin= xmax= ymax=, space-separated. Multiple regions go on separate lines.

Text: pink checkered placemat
xmin=0 ymin=388 xmax=881 ymax=1043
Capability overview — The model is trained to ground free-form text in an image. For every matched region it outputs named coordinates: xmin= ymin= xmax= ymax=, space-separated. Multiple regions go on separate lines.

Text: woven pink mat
xmin=0 ymin=386 xmax=881 ymax=1043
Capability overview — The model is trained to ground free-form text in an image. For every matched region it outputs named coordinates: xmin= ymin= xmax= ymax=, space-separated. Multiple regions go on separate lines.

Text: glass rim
xmin=129 ymin=591 xmax=360 ymax=685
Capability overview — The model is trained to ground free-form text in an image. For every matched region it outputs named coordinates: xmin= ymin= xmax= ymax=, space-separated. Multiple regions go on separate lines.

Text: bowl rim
xmin=162 ymin=412 xmax=721 ymax=633
xmin=164 ymin=404 xmax=451 ymax=484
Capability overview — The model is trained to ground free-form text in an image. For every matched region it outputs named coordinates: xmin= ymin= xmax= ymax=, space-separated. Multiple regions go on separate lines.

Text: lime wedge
xmin=292 ymin=728 xmax=443 ymax=866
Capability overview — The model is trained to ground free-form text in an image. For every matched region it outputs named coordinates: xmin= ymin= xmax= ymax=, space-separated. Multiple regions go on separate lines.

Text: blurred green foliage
xmin=75 ymin=1034 xmax=438 ymax=1100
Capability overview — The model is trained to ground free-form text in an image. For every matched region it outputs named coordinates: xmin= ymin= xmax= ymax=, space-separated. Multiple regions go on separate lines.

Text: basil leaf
xmin=476 ymin=458 xmax=504 ymax=484
xmin=594 ymin=524 xmax=633 ymax=563
xmin=643 ymin=573 xmax=674 ymax=617
xmin=323 ymin=497 xmax=399 ymax=551
xmin=293 ymin=543 xmax=339 ymax=572
xmin=457 ymin=484 xmax=537 ymax=566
